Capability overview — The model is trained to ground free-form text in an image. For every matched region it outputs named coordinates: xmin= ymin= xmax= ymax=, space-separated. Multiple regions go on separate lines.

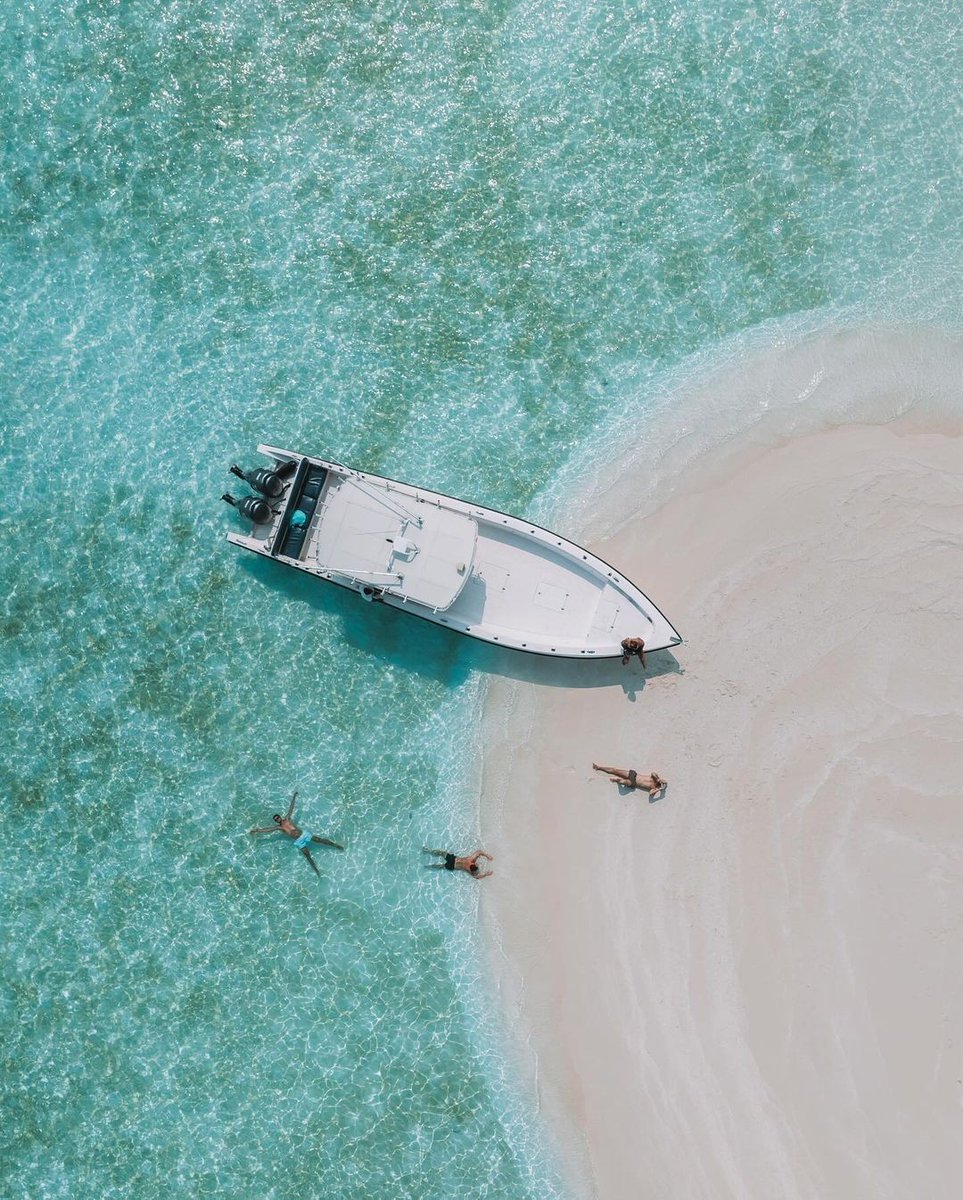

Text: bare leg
xmin=311 ymin=835 xmax=345 ymax=850
xmin=422 ymin=848 xmax=448 ymax=856
xmin=592 ymin=764 xmax=632 ymax=781
xmin=301 ymin=848 xmax=321 ymax=876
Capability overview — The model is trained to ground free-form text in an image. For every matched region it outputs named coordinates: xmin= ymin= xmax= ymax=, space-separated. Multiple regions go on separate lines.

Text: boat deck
xmin=307 ymin=476 xmax=477 ymax=610
xmin=445 ymin=522 xmax=635 ymax=650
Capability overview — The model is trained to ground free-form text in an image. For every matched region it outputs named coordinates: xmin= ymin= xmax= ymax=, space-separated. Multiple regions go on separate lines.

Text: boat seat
xmin=274 ymin=463 xmax=328 ymax=559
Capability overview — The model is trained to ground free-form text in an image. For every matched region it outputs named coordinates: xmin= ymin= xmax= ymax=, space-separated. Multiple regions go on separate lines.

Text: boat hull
xmin=224 ymin=447 xmax=682 ymax=659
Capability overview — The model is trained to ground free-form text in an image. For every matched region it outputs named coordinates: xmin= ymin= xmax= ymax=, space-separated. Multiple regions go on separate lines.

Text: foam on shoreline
xmin=478 ymin=325 xmax=963 ymax=1200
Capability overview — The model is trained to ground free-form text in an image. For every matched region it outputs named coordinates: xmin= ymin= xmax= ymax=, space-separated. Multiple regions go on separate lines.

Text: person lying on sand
xmin=592 ymin=764 xmax=666 ymax=799
xmin=620 ymin=637 xmax=646 ymax=667
xmin=249 ymin=791 xmax=344 ymax=876
xmin=422 ymin=848 xmax=494 ymax=878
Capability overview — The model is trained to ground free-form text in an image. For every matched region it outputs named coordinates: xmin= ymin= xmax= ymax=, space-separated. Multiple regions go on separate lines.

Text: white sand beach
xmin=479 ymin=328 xmax=963 ymax=1200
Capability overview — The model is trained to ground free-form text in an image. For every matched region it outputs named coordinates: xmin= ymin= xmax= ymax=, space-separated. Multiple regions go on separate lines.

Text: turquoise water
xmin=1 ymin=2 xmax=958 ymax=1196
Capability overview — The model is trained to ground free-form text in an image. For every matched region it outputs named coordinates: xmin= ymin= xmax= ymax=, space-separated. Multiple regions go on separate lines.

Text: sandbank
xmin=479 ymin=327 xmax=963 ymax=1199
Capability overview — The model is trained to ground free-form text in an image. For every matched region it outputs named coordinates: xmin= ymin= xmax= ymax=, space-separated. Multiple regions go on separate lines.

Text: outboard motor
xmin=230 ymin=463 xmax=284 ymax=498
xmin=274 ymin=457 xmax=299 ymax=479
xmin=222 ymin=492 xmax=273 ymax=525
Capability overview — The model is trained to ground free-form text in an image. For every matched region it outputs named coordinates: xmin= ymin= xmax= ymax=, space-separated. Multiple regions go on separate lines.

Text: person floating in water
xmin=249 ymin=791 xmax=344 ymax=876
xmin=592 ymin=763 xmax=666 ymax=800
xmin=620 ymin=636 xmax=646 ymax=667
xmin=422 ymin=847 xmax=494 ymax=878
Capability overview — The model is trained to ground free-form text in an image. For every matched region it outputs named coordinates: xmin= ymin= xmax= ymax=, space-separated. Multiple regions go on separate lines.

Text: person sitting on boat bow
xmin=620 ymin=637 xmax=646 ymax=667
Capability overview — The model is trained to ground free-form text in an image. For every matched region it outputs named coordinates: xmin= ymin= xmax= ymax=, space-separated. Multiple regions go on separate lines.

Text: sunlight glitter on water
xmin=1 ymin=1 xmax=959 ymax=1196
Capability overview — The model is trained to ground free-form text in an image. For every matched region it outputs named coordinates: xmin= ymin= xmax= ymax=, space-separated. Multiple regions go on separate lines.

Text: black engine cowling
xmin=230 ymin=464 xmax=285 ymax=498
xmin=222 ymin=493 xmax=272 ymax=524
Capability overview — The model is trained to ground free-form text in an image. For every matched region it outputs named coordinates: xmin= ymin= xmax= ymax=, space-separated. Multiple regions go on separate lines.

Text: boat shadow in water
xmin=239 ymin=555 xmax=473 ymax=688
xmin=240 ymin=556 xmax=682 ymax=691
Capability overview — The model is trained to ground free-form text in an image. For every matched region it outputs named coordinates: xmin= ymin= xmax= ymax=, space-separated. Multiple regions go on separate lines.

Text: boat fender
xmin=222 ymin=492 xmax=272 ymax=525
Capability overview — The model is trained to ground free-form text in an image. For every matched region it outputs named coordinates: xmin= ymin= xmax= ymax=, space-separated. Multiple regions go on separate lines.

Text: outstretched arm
xmin=249 ymin=826 xmax=280 ymax=835
xmin=285 ymin=790 xmax=298 ymax=820
xmin=476 ymin=852 xmax=494 ymax=862
xmin=475 ymin=868 xmax=493 ymax=879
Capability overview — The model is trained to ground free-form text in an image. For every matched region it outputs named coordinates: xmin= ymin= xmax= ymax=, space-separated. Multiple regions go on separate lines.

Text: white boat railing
xmin=320 ymin=568 xmax=402 ymax=585
xmin=348 ymin=474 xmax=424 ymax=528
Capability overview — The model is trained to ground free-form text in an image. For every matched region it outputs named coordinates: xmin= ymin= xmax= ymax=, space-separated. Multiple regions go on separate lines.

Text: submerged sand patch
xmin=480 ymin=328 xmax=963 ymax=1200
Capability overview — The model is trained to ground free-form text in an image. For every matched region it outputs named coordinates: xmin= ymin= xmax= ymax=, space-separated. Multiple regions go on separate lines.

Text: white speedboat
xmin=222 ymin=445 xmax=682 ymax=659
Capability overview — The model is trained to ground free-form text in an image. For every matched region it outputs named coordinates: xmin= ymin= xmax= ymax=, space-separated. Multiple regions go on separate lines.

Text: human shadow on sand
xmin=240 ymin=554 xmax=683 ymax=691
xmin=612 ymin=783 xmax=669 ymax=803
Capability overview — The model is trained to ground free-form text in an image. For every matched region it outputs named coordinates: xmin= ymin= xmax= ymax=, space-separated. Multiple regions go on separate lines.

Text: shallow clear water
xmin=1 ymin=2 xmax=958 ymax=1197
